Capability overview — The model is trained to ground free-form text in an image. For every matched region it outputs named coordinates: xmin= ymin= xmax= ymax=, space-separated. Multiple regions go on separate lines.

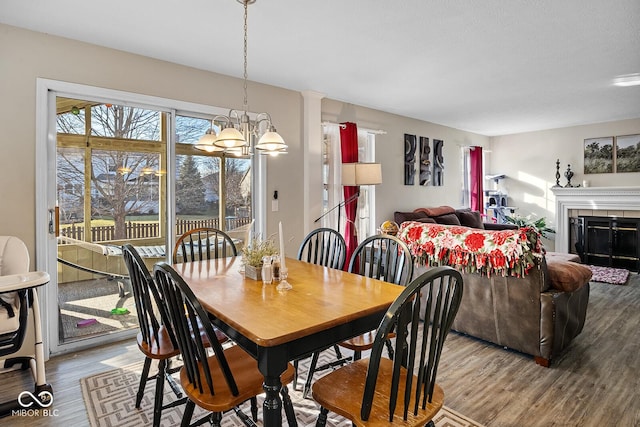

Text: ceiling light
xmin=613 ymin=73 xmax=640 ymax=87
xmin=195 ymin=0 xmax=286 ymax=156
xmin=194 ymin=130 xmax=224 ymax=153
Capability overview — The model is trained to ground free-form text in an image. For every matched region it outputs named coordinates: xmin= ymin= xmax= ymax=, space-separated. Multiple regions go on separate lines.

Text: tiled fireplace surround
xmin=552 ymin=186 xmax=640 ymax=253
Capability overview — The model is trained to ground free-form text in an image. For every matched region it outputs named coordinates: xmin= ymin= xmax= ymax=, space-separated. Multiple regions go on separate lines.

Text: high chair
xmin=0 ymin=236 xmax=51 ymax=415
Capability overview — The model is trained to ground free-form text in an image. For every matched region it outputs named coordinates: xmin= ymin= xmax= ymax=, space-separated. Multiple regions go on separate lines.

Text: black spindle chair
xmin=153 ymin=262 xmax=297 ymax=427
xmin=173 ymin=228 xmax=237 ymax=263
xmin=339 ymin=234 xmax=414 ymax=361
xmin=297 ymin=227 xmax=347 ymax=270
xmin=294 ymin=228 xmax=349 ymax=397
xmin=122 ymin=244 xmax=185 ymax=427
xmin=312 ymin=266 xmax=464 ymax=427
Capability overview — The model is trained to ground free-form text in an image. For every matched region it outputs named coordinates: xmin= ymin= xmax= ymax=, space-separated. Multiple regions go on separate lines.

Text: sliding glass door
xmin=55 ymin=97 xmax=167 ymax=346
xmin=41 ymin=84 xmax=260 ymax=354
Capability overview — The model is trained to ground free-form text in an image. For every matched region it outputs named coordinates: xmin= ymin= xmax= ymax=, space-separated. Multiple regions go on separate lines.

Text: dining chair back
xmin=122 ymin=244 xmax=183 ymax=427
xmin=173 ymin=227 xmax=237 ymax=263
xmin=295 ymin=228 xmax=348 ymax=396
xmin=335 ymin=234 xmax=415 ymax=362
xmin=297 ymin=228 xmax=347 ymax=270
xmin=312 ymin=266 xmax=464 ymax=427
xmin=348 ymin=234 xmax=414 ymax=286
xmin=153 ymin=262 xmax=297 ymax=427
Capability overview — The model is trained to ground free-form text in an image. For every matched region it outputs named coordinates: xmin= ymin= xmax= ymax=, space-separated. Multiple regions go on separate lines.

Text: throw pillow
xmin=546 ymin=260 xmax=592 ymax=292
xmin=456 ymin=209 xmax=485 ymax=229
xmin=413 ymin=205 xmax=455 ymax=217
xmin=394 ymin=211 xmax=428 ymax=225
xmin=432 ymin=213 xmax=461 ymax=226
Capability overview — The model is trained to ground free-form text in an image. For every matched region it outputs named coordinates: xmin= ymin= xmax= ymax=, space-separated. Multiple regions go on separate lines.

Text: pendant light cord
xmin=243 ymin=0 xmax=249 ymax=113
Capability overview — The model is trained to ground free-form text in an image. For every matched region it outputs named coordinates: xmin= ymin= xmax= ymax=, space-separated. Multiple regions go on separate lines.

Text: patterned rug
xmin=81 ymin=351 xmax=485 ymax=427
xmin=588 ymin=265 xmax=630 ymax=285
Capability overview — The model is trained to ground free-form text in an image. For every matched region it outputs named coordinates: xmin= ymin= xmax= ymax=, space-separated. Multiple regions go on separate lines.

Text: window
xmin=174 ymin=114 xmax=252 ymax=234
xmin=54 ymin=97 xmax=254 ymax=346
xmin=321 ymin=124 xmax=377 ymax=240
xmin=57 ymin=100 xmax=165 ymax=243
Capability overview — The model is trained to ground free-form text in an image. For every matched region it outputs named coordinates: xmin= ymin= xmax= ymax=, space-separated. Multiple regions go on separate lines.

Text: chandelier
xmin=195 ymin=0 xmax=287 ymax=156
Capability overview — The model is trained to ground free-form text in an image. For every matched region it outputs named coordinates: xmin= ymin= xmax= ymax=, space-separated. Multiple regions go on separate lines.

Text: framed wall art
xmin=404 ymin=133 xmax=417 ymax=185
xmin=584 ymin=136 xmax=613 ymax=174
xmin=433 ymin=139 xmax=444 ymax=186
xmin=419 ymin=136 xmax=431 ymax=186
xmin=615 ymin=134 xmax=640 ymax=173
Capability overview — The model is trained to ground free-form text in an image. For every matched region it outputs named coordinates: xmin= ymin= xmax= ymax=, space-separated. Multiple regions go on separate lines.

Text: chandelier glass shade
xmin=194 ymin=0 xmax=286 ymax=156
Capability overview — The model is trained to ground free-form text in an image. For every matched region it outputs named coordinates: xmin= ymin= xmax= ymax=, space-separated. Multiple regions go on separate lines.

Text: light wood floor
xmin=1 ymin=274 xmax=638 ymax=426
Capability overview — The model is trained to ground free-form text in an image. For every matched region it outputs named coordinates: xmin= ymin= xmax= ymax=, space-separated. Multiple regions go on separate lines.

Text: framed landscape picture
xmin=584 ymin=137 xmax=613 ymax=174
xmin=615 ymin=134 xmax=640 ymax=173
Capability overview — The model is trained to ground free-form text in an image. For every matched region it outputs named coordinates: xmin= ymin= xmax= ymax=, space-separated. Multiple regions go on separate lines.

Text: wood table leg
xmin=262 ymin=375 xmax=282 ymax=427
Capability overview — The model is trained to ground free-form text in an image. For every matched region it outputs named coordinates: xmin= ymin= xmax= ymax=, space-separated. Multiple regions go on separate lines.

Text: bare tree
xmin=57 ymin=103 xmax=161 ymax=240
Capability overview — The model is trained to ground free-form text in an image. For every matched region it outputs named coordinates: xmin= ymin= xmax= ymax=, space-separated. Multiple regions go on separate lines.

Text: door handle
xmin=48 ymin=207 xmax=59 ymax=236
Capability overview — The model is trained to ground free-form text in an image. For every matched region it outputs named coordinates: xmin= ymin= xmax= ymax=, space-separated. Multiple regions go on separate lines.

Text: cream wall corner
xmin=490 ymin=117 xmax=640 ymax=251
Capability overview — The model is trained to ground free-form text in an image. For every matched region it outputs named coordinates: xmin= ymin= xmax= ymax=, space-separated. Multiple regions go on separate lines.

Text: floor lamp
xmin=314 ymin=163 xmax=382 ymax=233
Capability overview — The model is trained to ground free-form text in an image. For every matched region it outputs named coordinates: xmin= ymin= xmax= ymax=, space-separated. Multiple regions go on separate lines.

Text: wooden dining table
xmin=173 ymin=256 xmax=404 ymax=427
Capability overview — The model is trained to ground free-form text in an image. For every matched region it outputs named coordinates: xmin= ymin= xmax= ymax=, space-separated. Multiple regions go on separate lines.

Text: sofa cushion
xmin=394 ymin=211 xmax=429 ymax=225
xmin=546 ymin=260 xmax=592 ymax=292
xmin=432 ymin=213 xmax=462 ymax=225
xmin=414 ymin=217 xmax=437 ymax=224
xmin=456 ymin=209 xmax=485 ymax=229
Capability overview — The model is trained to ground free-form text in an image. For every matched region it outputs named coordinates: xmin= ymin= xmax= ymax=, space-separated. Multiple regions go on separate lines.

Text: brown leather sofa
xmin=395 ymin=209 xmax=590 ymax=367
xmin=415 ymin=258 xmax=589 ymax=367
xmin=394 ymin=205 xmax=518 ymax=231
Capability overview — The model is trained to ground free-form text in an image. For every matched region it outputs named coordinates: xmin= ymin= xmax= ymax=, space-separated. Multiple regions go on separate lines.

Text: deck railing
xmin=60 ymin=217 xmax=252 ymax=243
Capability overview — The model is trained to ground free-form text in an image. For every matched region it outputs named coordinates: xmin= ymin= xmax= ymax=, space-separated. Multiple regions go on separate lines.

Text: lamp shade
xmin=194 ymin=132 xmax=225 ymax=152
xmin=214 ymin=126 xmax=247 ymax=148
xmin=342 ymin=163 xmax=382 ymax=186
xmin=255 ymin=131 xmax=287 ymax=151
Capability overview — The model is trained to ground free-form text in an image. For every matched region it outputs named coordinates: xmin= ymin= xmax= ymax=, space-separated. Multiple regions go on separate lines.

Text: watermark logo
xmin=11 ymin=390 xmax=59 ymax=417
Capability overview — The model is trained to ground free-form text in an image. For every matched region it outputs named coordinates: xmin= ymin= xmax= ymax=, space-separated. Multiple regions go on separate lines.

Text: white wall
xmin=490 ymin=118 xmax=640 ymax=250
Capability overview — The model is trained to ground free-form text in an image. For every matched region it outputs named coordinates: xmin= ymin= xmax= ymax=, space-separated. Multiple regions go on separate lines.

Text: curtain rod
xmin=321 ymin=121 xmax=387 ymax=135
xmin=458 ymin=144 xmax=492 ymax=153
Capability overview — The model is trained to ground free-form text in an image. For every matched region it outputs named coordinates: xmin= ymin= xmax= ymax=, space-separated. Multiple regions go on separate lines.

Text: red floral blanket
xmin=398 ymin=221 xmax=544 ymax=277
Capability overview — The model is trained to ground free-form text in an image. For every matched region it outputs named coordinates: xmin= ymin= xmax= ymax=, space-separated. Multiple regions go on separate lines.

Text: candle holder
xmin=552 ymin=159 xmax=562 ymax=187
xmin=276 ymin=267 xmax=292 ymax=291
xmin=564 ymin=164 xmax=576 ymax=188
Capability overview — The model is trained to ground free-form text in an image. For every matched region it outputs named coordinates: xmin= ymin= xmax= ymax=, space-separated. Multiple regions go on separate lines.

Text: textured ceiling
xmin=2 ymin=0 xmax=639 ymax=136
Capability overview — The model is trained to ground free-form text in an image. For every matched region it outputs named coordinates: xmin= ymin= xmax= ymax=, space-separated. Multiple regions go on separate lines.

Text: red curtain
xmin=340 ymin=122 xmax=359 ymax=267
xmin=470 ymin=146 xmax=484 ymax=213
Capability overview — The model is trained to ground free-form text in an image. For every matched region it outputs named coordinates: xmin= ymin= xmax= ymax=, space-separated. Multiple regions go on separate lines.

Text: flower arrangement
xmin=241 ymin=237 xmax=278 ymax=268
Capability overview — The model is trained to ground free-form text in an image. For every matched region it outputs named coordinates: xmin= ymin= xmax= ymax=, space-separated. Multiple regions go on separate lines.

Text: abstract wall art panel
xmin=404 ymin=133 xmax=417 ymax=185
xmin=419 ymin=136 xmax=431 ymax=186
xmin=433 ymin=139 xmax=444 ymax=186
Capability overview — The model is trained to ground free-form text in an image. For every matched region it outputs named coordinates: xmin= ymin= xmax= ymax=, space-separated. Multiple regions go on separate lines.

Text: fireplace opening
xmin=570 ymin=216 xmax=640 ymax=272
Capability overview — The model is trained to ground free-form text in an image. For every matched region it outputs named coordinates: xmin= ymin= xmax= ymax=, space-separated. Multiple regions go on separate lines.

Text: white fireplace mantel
xmin=551 ymin=186 xmax=640 ymax=253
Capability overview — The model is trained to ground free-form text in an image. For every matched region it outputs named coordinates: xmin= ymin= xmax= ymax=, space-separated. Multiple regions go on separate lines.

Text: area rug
xmin=588 ymin=265 xmax=630 ymax=285
xmin=81 ymin=351 xmax=485 ymax=427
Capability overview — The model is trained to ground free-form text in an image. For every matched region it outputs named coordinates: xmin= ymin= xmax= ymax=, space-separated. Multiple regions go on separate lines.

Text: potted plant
xmin=505 ymin=214 xmax=555 ymax=238
xmin=241 ymin=237 xmax=278 ymax=280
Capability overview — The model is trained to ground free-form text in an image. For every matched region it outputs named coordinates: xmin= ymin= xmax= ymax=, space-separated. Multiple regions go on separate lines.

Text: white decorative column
xmin=301 ymin=90 xmax=325 ymax=236
xmin=551 ymin=186 xmax=640 ymax=253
